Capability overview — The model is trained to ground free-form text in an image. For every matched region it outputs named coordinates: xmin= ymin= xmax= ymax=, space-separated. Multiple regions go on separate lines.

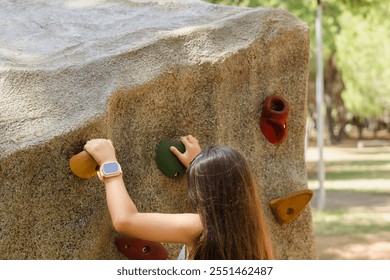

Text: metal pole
xmin=315 ymin=0 xmax=326 ymax=210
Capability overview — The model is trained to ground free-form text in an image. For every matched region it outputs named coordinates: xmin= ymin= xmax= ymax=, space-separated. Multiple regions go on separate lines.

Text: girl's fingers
xmin=180 ymin=136 xmax=190 ymax=146
xmin=186 ymin=135 xmax=198 ymax=144
xmin=170 ymin=146 xmax=183 ymax=158
xmin=181 ymin=135 xmax=198 ymax=146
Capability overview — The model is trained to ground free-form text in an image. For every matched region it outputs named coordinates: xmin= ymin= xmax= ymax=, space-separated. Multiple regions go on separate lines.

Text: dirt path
xmin=311 ymin=190 xmax=390 ymax=259
xmin=316 ymin=232 xmax=390 ymax=260
xmin=306 ymin=143 xmax=390 ymax=260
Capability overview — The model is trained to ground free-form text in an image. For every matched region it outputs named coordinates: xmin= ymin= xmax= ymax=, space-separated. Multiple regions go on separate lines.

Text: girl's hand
xmin=84 ymin=139 xmax=118 ymax=166
xmin=170 ymin=135 xmax=201 ymax=168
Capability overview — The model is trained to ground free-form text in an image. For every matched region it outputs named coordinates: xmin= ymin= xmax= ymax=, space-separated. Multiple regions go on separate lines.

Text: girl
xmin=84 ymin=135 xmax=273 ymax=260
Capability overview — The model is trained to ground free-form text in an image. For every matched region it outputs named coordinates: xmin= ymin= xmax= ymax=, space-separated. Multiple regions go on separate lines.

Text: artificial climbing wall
xmin=0 ymin=0 xmax=317 ymax=259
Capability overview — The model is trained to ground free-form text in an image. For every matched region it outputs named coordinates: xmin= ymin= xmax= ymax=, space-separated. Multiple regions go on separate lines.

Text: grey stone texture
xmin=0 ymin=0 xmax=317 ymax=259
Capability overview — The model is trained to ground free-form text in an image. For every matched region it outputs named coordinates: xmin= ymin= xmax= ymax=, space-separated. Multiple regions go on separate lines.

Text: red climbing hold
xmin=260 ymin=95 xmax=289 ymax=144
xmin=115 ymin=236 xmax=168 ymax=260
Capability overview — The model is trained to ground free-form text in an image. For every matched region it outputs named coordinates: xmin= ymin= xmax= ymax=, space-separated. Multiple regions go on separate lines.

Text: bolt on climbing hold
xmin=115 ymin=236 xmax=168 ymax=260
xmin=142 ymin=246 xmax=151 ymax=254
xmin=269 ymin=189 xmax=313 ymax=224
xmin=259 ymin=95 xmax=290 ymax=144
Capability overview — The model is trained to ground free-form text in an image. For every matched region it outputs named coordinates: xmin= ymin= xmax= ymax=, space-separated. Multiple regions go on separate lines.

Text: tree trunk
xmin=324 ymin=51 xmax=346 ymax=144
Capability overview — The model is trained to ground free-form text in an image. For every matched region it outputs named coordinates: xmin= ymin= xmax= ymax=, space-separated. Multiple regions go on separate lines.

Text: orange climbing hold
xmin=269 ymin=189 xmax=313 ymax=224
xmin=69 ymin=150 xmax=99 ymax=179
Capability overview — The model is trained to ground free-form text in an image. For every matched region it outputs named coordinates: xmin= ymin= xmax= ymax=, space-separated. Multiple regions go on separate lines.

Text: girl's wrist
xmin=98 ymin=157 xmax=118 ymax=166
xmin=103 ymin=174 xmax=123 ymax=185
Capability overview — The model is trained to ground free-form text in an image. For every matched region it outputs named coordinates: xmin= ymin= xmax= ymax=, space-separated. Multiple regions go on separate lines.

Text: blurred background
xmin=207 ymin=0 xmax=390 ymax=259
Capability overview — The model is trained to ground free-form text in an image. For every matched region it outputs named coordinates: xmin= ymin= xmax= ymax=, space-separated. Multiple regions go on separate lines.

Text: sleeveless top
xmin=177 ymin=245 xmax=187 ymax=260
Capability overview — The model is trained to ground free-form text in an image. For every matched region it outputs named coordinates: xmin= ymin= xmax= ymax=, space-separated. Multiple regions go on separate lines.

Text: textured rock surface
xmin=0 ymin=0 xmax=316 ymax=259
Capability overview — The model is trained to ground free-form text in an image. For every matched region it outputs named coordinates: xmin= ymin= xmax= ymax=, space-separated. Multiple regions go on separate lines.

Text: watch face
xmin=102 ymin=162 xmax=120 ymax=174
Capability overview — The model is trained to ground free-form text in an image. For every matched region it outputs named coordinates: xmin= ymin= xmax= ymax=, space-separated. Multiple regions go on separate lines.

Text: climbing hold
xmin=269 ymin=189 xmax=313 ymax=224
xmin=115 ymin=236 xmax=168 ymax=260
xmin=156 ymin=140 xmax=186 ymax=178
xmin=260 ymin=95 xmax=289 ymax=144
xmin=260 ymin=118 xmax=287 ymax=144
xmin=69 ymin=150 xmax=99 ymax=179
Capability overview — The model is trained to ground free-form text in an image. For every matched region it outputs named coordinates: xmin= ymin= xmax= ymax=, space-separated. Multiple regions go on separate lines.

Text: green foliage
xmin=206 ymin=0 xmax=341 ymax=72
xmin=206 ymin=0 xmax=390 ymax=119
xmin=336 ymin=9 xmax=390 ymax=117
xmin=339 ymin=0 xmax=388 ymax=17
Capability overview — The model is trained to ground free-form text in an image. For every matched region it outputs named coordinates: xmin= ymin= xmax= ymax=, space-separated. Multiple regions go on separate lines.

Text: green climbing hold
xmin=156 ymin=140 xmax=186 ymax=178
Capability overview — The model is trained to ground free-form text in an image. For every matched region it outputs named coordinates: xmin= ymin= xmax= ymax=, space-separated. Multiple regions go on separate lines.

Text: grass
xmin=312 ymin=209 xmax=390 ymax=237
xmin=307 ymin=160 xmax=390 ymax=181
xmin=307 ymin=144 xmax=390 ymax=239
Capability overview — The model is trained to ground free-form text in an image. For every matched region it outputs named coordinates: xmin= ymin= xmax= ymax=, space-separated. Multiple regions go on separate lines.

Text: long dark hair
xmin=186 ymin=146 xmax=273 ymax=260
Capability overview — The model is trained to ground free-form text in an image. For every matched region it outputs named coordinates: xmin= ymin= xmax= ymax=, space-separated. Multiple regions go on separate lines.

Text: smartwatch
xmin=100 ymin=162 xmax=122 ymax=178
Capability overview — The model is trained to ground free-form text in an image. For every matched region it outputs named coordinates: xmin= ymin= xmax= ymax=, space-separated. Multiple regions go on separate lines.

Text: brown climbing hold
xmin=115 ymin=236 xmax=168 ymax=260
xmin=69 ymin=150 xmax=99 ymax=179
xmin=269 ymin=189 xmax=313 ymax=224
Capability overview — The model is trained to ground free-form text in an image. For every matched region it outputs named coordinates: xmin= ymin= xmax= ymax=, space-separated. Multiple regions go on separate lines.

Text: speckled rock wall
xmin=0 ymin=0 xmax=316 ymax=259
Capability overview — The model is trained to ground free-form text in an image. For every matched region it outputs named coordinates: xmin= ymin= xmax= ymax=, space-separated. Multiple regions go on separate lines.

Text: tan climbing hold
xmin=69 ymin=151 xmax=99 ymax=179
xmin=269 ymin=189 xmax=313 ymax=224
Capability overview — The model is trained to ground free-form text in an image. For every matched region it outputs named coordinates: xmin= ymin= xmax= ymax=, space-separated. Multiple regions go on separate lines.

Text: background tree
xmin=207 ymin=0 xmax=390 ymax=141
xmin=336 ymin=2 xmax=390 ymax=137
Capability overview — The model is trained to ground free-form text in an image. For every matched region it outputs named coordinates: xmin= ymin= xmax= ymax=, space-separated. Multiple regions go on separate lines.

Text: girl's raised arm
xmin=84 ymin=138 xmax=202 ymax=245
